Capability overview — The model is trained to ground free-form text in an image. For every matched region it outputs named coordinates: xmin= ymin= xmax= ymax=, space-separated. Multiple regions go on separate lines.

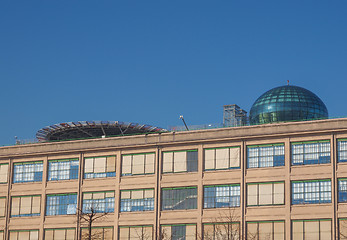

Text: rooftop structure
xmin=223 ymin=104 xmax=248 ymax=127
xmin=36 ymin=121 xmax=167 ymax=142
xmin=249 ymin=85 xmax=328 ymax=125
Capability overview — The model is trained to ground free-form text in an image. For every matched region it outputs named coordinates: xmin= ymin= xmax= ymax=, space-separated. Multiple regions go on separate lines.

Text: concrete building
xmin=0 ymin=85 xmax=346 ymax=240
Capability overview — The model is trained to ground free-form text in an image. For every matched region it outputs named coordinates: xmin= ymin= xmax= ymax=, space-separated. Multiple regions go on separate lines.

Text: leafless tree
xmin=131 ymin=227 xmax=153 ymax=240
xmin=78 ymin=205 xmax=110 ymax=240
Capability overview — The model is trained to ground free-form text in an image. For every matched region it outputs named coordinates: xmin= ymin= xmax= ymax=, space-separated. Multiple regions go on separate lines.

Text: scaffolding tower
xmin=223 ymin=104 xmax=248 ymax=127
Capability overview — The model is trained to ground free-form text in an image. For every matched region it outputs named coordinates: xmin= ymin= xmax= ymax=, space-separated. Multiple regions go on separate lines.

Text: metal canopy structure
xmin=36 ymin=121 xmax=167 ymax=142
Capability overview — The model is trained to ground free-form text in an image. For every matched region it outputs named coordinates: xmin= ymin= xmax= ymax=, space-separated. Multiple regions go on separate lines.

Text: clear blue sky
xmin=0 ymin=1 xmax=346 ymax=145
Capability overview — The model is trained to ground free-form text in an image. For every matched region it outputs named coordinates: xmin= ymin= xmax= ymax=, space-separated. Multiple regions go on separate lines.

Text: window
xmin=120 ymin=189 xmax=154 ymax=212
xmin=82 ymin=191 xmax=114 ymax=213
xmin=0 ymin=164 xmax=8 ymax=183
xmin=162 ymin=187 xmax=197 ymax=210
xmin=119 ymin=225 xmax=153 ymax=240
xmin=204 ymin=147 xmax=240 ymax=171
xmin=81 ymin=227 xmax=113 ymax=240
xmin=9 ymin=230 xmax=39 ymax=240
xmin=13 ymin=161 xmax=43 ymax=183
xmin=292 ymin=219 xmax=331 ymax=240
xmin=291 ymin=140 xmax=330 ymax=165
xmin=162 ymin=150 xmax=198 ymax=173
xmin=46 ymin=193 xmax=77 ymax=216
xmin=292 ymin=180 xmax=331 ymax=204
xmin=122 ymin=153 xmax=155 ymax=176
xmin=161 ymin=224 xmax=196 ymax=240
xmin=84 ymin=156 xmax=116 ymax=179
xmin=0 ymin=231 xmax=3 ymax=240
xmin=247 ymin=182 xmax=284 ymax=206
xmin=247 ymin=221 xmax=284 ymax=240
xmin=339 ymin=218 xmax=347 ymax=240
xmin=0 ymin=197 xmax=5 ymax=217
xmin=11 ymin=195 xmax=40 ymax=217
xmin=204 ymin=223 xmax=240 ymax=240
xmin=338 ymin=139 xmax=347 ymax=162
xmin=48 ymin=159 xmax=79 ymax=181
xmin=247 ymin=144 xmax=284 ymax=168
xmin=339 ymin=179 xmax=347 ymax=202
xmin=45 ymin=228 xmax=75 ymax=240
xmin=204 ymin=184 xmax=240 ymax=208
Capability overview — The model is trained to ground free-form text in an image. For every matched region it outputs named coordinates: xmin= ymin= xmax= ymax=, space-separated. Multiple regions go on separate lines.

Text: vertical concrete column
xmin=5 ymin=158 xmax=13 ymax=240
xmin=114 ymin=150 xmax=122 ymax=240
xmin=155 ymin=146 xmax=162 ymax=239
xmin=76 ymin=152 xmax=84 ymax=240
xmin=39 ymin=155 xmax=48 ymax=240
xmin=241 ymin=140 xmax=246 ymax=240
xmin=331 ymin=134 xmax=337 ymax=240
xmin=197 ymin=144 xmax=204 ymax=239
xmin=284 ymin=138 xmax=291 ymax=240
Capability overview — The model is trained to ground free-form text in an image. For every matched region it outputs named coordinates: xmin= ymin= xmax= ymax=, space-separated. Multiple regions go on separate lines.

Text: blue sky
xmin=0 ymin=1 xmax=346 ymax=145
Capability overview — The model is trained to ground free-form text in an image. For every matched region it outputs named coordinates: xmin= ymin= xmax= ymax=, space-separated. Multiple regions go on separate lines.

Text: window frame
xmin=247 ymin=181 xmax=285 ymax=207
xmin=291 ymin=140 xmax=331 ymax=165
xmin=84 ymin=155 xmax=116 ymax=179
xmin=9 ymin=230 xmax=39 ymax=240
xmin=247 ymin=220 xmax=285 ymax=240
xmin=46 ymin=193 xmax=78 ymax=216
xmin=0 ymin=197 xmax=6 ymax=218
xmin=203 ymin=222 xmax=240 ymax=240
xmin=338 ymin=139 xmax=347 ymax=163
xmin=162 ymin=149 xmax=198 ymax=174
xmin=161 ymin=186 xmax=198 ymax=211
xmin=13 ymin=161 xmax=43 ymax=183
xmin=44 ymin=228 xmax=76 ymax=240
xmin=160 ymin=224 xmax=196 ymax=240
xmin=292 ymin=219 xmax=332 ymax=240
xmin=204 ymin=146 xmax=241 ymax=171
xmin=0 ymin=163 xmax=9 ymax=184
xmin=80 ymin=226 xmax=113 ymax=240
xmin=247 ymin=143 xmax=285 ymax=169
xmin=11 ymin=195 xmax=41 ymax=217
xmin=292 ymin=179 xmax=331 ymax=204
xmin=203 ymin=184 xmax=241 ymax=209
xmin=120 ymin=189 xmax=155 ymax=212
xmin=118 ymin=225 xmax=153 ymax=240
xmin=48 ymin=158 xmax=79 ymax=181
xmin=121 ymin=152 xmax=155 ymax=176
xmin=82 ymin=191 xmax=115 ymax=213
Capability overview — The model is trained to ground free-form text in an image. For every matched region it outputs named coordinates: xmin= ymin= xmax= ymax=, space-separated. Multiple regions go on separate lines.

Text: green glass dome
xmin=249 ymin=85 xmax=328 ymax=125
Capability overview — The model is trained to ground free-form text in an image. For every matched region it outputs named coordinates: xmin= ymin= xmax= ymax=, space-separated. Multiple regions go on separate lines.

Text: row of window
xmin=2 ymin=179 xmax=347 ymax=218
xmin=1 ymin=139 xmax=347 ymax=184
xmin=5 ymin=219 xmax=347 ymax=240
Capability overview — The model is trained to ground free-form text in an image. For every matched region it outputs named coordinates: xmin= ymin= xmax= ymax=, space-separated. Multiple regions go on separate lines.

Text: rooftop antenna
xmin=179 ymin=115 xmax=189 ymax=131
xmin=287 ymin=80 xmax=290 ymax=85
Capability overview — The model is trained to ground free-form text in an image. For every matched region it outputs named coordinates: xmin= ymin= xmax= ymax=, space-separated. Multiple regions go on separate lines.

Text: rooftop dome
xmin=249 ymin=85 xmax=328 ymax=125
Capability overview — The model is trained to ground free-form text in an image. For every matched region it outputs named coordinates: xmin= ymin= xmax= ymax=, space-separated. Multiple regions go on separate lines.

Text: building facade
xmin=1 ymin=118 xmax=347 ymax=239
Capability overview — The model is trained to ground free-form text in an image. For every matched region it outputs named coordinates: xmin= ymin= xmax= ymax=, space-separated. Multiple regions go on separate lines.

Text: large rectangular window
xmin=13 ymin=161 xmax=43 ymax=183
xmin=122 ymin=153 xmax=155 ymax=176
xmin=339 ymin=218 xmax=347 ymax=240
xmin=204 ymin=147 xmax=240 ymax=171
xmin=247 ymin=182 xmax=284 ymax=206
xmin=339 ymin=179 xmax=347 ymax=202
xmin=204 ymin=184 xmax=240 ymax=208
xmin=0 ymin=164 xmax=9 ymax=183
xmin=82 ymin=191 xmax=114 ymax=213
xmin=11 ymin=195 xmax=40 ymax=217
xmin=9 ymin=230 xmax=39 ymax=240
xmin=46 ymin=193 xmax=77 ymax=216
xmin=81 ymin=227 xmax=113 ymax=240
xmin=247 ymin=144 xmax=285 ymax=168
xmin=162 ymin=187 xmax=197 ymax=210
xmin=292 ymin=179 xmax=331 ymax=204
xmin=0 ymin=231 xmax=3 ymax=240
xmin=48 ymin=159 xmax=79 ymax=181
xmin=120 ymin=189 xmax=154 ymax=212
xmin=203 ymin=223 xmax=240 ymax=240
xmin=0 ymin=197 xmax=5 ymax=217
xmin=292 ymin=219 xmax=331 ymax=240
xmin=247 ymin=221 xmax=284 ymax=240
xmin=84 ymin=156 xmax=116 ymax=179
xmin=44 ymin=228 xmax=75 ymax=240
xmin=291 ymin=140 xmax=330 ymax=165
xmin=162 ymin=150 xmax=198 ymax=173
xmin=119 ymin=225 xmax=153 ymax=240
xmin=338 ymin=139 xmax=347 ymax=162
xmin=161 ymin=224 xmax=196 ymax=240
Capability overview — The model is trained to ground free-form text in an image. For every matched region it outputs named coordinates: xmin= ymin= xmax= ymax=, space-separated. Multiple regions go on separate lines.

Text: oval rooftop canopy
xmin=249 ymin=85 xmax=328 ymax=125
xmin=36 ymin=121 xmax=167 ymax=142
